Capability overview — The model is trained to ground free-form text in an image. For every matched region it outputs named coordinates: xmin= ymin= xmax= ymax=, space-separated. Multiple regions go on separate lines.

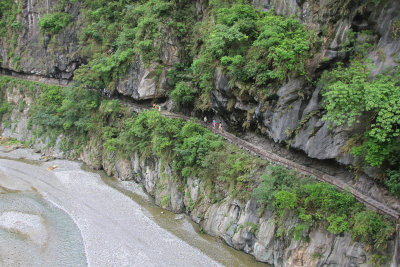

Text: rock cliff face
xmin=0 ymin=85 xmax=395 ymax=266
xmin=213 ymin=0 xmax=400 ymax=165
xmin=1 ymin=1 xmax=400 ymax=265
xmin=1 ymin=0 xmax=400 ymax=167
xmin=0 ymin=0 xmax=82 ymax=79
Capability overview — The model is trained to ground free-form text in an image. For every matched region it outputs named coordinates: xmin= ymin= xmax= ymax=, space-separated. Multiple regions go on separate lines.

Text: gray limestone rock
xmin=116 ymin=59 xmax=167 ymax=100
xmin=0 ymin=0 xmax=82 ymax=79
xmin=115 ymin=158 xmax=134 ymax=181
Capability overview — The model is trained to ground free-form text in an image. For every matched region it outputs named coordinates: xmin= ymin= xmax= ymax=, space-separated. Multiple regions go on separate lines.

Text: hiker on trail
xmin=158 ymin=105 xmax=161 ymax=111
xmin=218 ymin=122 xmax=222 ymax=133
xmin=153 ymin=103 xmax=156 ymax=109
xmin=213 ymin=119 xmax=216 ymax=129
xmin=204 ymin=116 xmax=207 ymax=124
xmin=103 ymin=88 xmax=110 ymax=98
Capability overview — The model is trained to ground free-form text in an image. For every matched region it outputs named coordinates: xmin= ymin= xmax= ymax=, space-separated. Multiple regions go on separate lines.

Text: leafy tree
xmin=254 ymin=165 xmax=298 ymax=204
xmin=169 ymin=82 xmax=196 ymax=106
xmin=192 ymin=4 xmax=312 ymax=106
xmin=351 ymin=210 xmax=394 ymax=250
xmin=385 ymin=170 xmax=400 ymax=196
xmin=322 ymin=62 xmax=400 ymax=167
xmin=246 ymin=13 xmax=310 ymax=85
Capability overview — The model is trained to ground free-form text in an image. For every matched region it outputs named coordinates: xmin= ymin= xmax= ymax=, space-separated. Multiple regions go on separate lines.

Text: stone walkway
xmin=132 ymin=104 xmax=400 ymax=220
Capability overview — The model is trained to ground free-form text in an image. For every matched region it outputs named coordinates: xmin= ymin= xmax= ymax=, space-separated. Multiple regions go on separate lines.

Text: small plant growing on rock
xmin=392 ymin=20 xmax=400 ymax=40
xmin=38 ymin=12 xmax=72 ymax=34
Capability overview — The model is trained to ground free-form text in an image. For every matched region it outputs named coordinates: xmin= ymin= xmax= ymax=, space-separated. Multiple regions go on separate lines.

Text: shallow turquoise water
xmin=0 ymin=191 xmax=87 ymax=267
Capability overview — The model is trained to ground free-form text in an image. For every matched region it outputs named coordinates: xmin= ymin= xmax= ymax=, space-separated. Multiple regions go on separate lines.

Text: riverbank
xmin=0 ymin=146 xmax=223 ymax=266
xmin=0 ymin=145 xmax=271 ymax=266
xmin=0 ymin=78 xmax=397 ymax=266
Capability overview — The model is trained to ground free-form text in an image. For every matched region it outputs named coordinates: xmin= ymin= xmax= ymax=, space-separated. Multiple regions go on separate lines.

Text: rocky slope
xmin=1 ymin=0 xmax=399 ymax=174
xmin=1 ymin=0 xmax=400 ymax=266
xmin=2 ymin=0 xmax=399 ymax=217
xmin=1 ymin=83 xmax=398 ymax=267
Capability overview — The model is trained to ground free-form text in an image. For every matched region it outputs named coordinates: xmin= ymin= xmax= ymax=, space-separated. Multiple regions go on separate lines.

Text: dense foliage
xmin=0 ymin=0 xmax=19 ymax=37
xmin=254 ymin=165 xmax=395 ymax=252
xmin=38 ymin=12 xmax=73 ymax=34
xmin=321 ymin=60 xmax=400 ymax=192
xmin=191 ymin=3 xmax=313 ymax=109
xmin=0 ymin=76 xmax=125 ymax=152
xmin=74 ymin=0 xmax=194 ymax=91
xmin=106 ymin=110 xmax=263 ymax=200
xmin=70 ymin=0 xmax=313 ymax=109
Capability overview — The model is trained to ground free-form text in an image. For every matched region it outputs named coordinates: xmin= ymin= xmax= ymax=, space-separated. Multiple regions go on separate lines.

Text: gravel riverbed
xmin=0 ymin=147 xmax=221 ymax=267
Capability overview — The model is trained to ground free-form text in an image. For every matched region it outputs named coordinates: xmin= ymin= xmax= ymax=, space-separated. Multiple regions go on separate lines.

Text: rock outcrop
xmin=1 ymin=80 xmax=398 ymax=266
xmin=211 ymin=0 xmax=400 ymax=166
xmin=0 ymin=0 xmax=82 ymax=80
xmin=2 ymin=0 xmax=400 ymax=169
xmin=80 ymin=141 xmax=388 ymax=267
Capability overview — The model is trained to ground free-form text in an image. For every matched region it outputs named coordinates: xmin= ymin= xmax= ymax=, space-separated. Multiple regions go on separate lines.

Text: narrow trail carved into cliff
xmin=162 ymin=111 xmax=400 ymax=220
xmin=119 ymin=100 xmax=400 ymax=220
xmin=2 ymin=72 xmax=399 ymax=220
xmin=0 ymin=68 xmax=71 ymax=86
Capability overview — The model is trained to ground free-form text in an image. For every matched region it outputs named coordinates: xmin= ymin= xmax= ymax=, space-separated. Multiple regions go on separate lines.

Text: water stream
xmin=0 ymin=148 xmax=269 ymax=267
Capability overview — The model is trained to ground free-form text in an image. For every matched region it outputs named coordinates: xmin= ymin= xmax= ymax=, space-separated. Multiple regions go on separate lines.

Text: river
xmin=0 ymin=146 xmax=269 ymax=267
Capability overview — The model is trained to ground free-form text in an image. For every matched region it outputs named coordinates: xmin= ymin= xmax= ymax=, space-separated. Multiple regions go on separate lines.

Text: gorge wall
xmin=1 ymin=79 xmax=398 ymax=266
xmin=1 ymin=0 xmax=400 ymax=266
xmin=1 ymin=0 xmax=400 ymax=178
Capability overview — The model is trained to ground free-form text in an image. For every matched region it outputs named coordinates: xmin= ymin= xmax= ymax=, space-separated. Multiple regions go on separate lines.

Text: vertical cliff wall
xmin=1 ymin=80 xmax=398 ymax=267
xmin=1 ymin=1 xmax=400 ymax=265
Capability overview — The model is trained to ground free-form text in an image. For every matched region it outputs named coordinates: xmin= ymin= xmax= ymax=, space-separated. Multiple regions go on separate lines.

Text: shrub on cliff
xmin=192 ymin=3 xmax=313 ymax=109
xmin=169 ymin=82 xmax=196 ymax=107
xmin=38 ymin=12 xmax=73 ymax=34
xmin=75 ymin=0 xmax=193 ymax=91
xmin=321 ymin=61 xmax=400 ymax=177
xmin=0 ymin=0 xmax=18 ymax=37
xmin=254 ymin=165 xmax=395 ymax=251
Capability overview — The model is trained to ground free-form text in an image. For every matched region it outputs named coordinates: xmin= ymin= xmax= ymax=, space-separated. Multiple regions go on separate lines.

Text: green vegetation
xmin=107 ymin=110 xmax=264 ymax=200
xmin=191 ymin=4 xmax=313 ymax=109
xmin=0 ymin=0 xmax=19 ymax=37
xmin=254 ymin=165 xmax=395 ymax=253
xmin=38 ymin=12 xmax=73 ymax=34
xmin=0 ymin=0 xmax=21 ymax=68
xmin=392 ymin=20 xmax=400 ymax=39
xmin=160 ymin=195 xmax=171 ymax=208
xmin=71 ymin=0 xmax=313 ymax=108
xmin=321 ymin=60 xmax=400 ymax=191
xmin=169 ymin=82 xmax=196 ymax=107
xmin=74 ymin=0 xmax=195 ymax=91
xmin=0 ymin=76 xmax=125 ymax=152
xmin=0 ymin=137 xmax=25 ymax=147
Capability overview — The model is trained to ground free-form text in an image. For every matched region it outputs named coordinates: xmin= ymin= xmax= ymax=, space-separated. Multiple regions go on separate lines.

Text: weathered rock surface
xmin=2 ymin=0 xmax=400 ymax=172
xmin=0 ymin=0 xmax=82 ymax=79
xmin=116 ymin=59 xmax=168 ymax=100
xmin=1 ymin=84 xmax=397 ymax=267
xmin=98 ymin=150 xmax=388 ymax=267
xmin=211 ymin=0 xmax=400 ymax=169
